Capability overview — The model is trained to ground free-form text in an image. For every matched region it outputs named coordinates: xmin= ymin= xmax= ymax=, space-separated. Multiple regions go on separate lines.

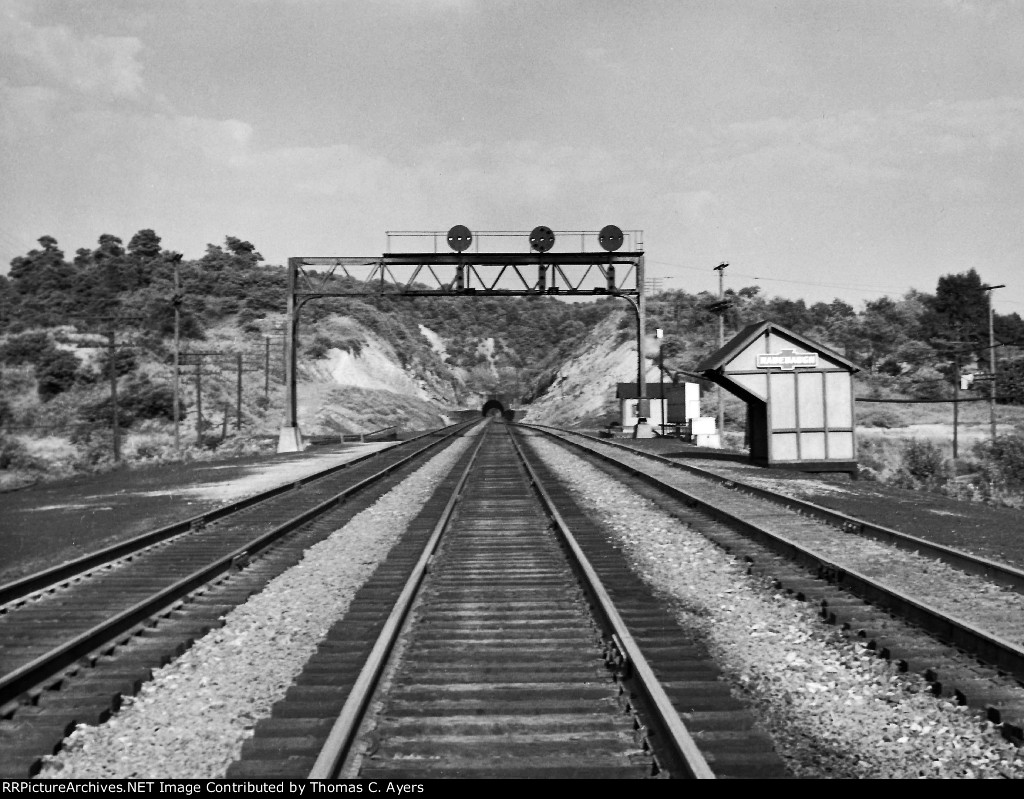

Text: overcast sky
xmin=2 ymin=0 xmax=1023 ymax=315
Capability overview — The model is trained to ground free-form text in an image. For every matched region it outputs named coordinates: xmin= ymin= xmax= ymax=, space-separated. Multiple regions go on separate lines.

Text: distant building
xmin=615 ymin=381 xmax=719 ymax=445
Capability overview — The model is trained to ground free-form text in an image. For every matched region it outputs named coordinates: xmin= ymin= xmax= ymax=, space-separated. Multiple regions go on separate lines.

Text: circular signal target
xmin=598 ymin=225 xmax=624 ymax=252
xmin=447 ymin=225 xmax=473 ymax=252
xmin=529 ymin=226 xmax=555 ymax=253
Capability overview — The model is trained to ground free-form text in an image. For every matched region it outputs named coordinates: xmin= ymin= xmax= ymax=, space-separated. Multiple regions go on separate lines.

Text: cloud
xmin=705 ymin=99 xmax=1024 ymax=192
xmin=941 ymin=0 xmax=1022 ymax=23
xmin=0 ymin=7 xmax=145 ymax=100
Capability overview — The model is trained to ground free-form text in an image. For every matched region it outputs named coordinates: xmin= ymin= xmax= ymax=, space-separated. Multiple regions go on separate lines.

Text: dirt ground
xmin=0 ymin=442 xmax=396 ymax=584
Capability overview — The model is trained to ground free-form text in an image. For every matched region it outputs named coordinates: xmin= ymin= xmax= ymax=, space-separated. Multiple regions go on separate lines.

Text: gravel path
xmin=34 ymin=433 xmax=475 ymax=779
xmin=528 ymin=437 xmax=1024 ymax=779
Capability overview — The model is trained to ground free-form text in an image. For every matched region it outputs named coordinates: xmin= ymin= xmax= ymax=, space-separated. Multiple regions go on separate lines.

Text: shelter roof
xmin=695 ymin=320 xmax=860 ymax=373
xmin=616 ymin=382 xmax=686 ymax=399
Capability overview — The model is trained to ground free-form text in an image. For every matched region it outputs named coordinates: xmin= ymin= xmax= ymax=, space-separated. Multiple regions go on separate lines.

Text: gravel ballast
xmin=581 ymin=437 xmax=1024 ymax=647
xmin=528 ymin=436 xmax=1024 ymax=779
xmin=35 ymin=432 xmax=476 ymax=779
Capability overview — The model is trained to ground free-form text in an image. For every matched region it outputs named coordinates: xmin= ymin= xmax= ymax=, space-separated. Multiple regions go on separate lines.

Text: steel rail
xmin=0 ymin=422 xmax=477 ymax=709
xmin=525 ymin=424 xmax=1024 ymax=594
xmin=526 ymin=425 xmax=1024 ymax=684
xmin=506 ymin=426 xmax=715 ymax=780
xmin=307 ymin=425 xmax=488 ymax=778
xmin=0 ymin=423 xmax=472 ymax=608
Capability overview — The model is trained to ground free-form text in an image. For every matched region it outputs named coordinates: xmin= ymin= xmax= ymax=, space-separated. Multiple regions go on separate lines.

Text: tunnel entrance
xmin=481 ymin=399 xmax=505 ymax=417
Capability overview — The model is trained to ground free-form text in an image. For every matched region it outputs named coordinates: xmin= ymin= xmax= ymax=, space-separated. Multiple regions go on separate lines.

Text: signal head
xmin=447 ymin=225 xmax=473 ymax=252
xmin=529 ymin=226 xmax=555 ymax=253
xmin=598 ymin=225 xmax=624 ymax=252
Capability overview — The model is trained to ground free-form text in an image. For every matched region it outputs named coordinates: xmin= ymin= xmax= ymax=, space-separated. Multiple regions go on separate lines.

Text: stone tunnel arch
xmin=481 ymin=399 xmax=505 ymax=417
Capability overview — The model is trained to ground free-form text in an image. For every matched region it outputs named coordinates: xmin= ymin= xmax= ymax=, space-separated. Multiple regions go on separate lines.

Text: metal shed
xmin=696 ymin=320 xmax=860 ymax=474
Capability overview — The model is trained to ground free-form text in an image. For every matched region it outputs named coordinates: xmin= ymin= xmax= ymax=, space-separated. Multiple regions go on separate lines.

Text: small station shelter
xmin=616 ymin=382 xmax=692 ymax=429
xmin=696 ymin=320 xmax=860 ymax=473
xmin=615 ymin=380 xmax=720 ymax=446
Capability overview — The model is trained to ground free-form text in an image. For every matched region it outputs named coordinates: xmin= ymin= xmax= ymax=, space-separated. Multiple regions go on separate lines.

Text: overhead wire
xmin=645 ymin=258 xmax=913 ymax=296
xmin=645 ymin=258 xmax=1024 ymax=311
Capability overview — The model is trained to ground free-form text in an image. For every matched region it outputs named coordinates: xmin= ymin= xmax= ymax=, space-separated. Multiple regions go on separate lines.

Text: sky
xmin=2 ymin=0 xmax=1024 ymax=316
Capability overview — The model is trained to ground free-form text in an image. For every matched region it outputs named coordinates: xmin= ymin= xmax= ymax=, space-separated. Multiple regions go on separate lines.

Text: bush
xmin=0 ymin=437 xmax=45 ymax=471
xmin=0 ymin=331 xmax=51 ymax=366
xmin=306 ymin=334 xmax=333 ymax=360
xmin=79 ymin=377 xmax=176 ymax=428
xmin=36 ymin=348 xmax=81 ymax=401
xmin=895 ymin=438 xmax=947 ymax=488
xmin=122 ymin=378 xmax=176 ymax=422
xmin=857 ymin=406 xmax=902 ymax=428
xmin=974 ymin=434 xmax=1024 ymax=492
xmin=96 ymin=348 xmax=138 ymax=379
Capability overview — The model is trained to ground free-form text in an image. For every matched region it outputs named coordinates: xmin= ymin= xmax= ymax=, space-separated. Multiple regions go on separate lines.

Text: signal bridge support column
xmin=278 ymin=258 xmax=304 ymax=453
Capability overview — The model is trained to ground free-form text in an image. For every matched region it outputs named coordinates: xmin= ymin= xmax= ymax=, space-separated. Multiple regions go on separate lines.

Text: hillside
xmin=4 ymin=229 xmax=1024 ymax=489
xmin=520 ymin=313 xmax=645 ymax=427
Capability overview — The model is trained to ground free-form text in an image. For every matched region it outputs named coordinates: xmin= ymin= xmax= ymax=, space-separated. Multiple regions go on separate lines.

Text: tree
xmin=225 ymin=236 xmax=263 ymax=266
xmin=923 ymin=269 xmax=989 ymax=352
xmin=95 ymin=234 xmax=125 ymax=261
xmin=856 ymin=295 xmax=926 ymax=373
xmin=9 ymin=236 xmax=70 ymax=293
xmin=995 ymin=311 xmax=1024 ymax=346
xmin=127 ymin=229 xmax=162 ymax=259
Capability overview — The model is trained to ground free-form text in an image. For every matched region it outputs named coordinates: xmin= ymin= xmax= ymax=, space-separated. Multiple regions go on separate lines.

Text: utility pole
xmin=712 ymin=262 xmax=729 ymax=439
xmin=107 ymin=328 xmax=121 ymax=462
xmin=983 ymin=283 xmax=1005 ymax=440
xmin=656 ymin=328 xmax=665 ymax=435
xmin=264 ymin=336 xmax=271 ymax=398
xmin=170 ymin=254 xmax=183 ymax=452
xmin=236 ymin=352 xmax=243 ymax=431
xmin=953 ymin=352 xmax=960 ymax=460
xmin=195 ymin=352 xmax=204 ymax=446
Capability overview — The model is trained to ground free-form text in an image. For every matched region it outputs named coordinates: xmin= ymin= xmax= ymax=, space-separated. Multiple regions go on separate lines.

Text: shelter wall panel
xmin=728 ymin=344 xmax=764 ymax=372
xmin=825 ymin=372 xmax=853 ymax=427
xmin=827 ymin=432 xmax=854 ymax=460
xmin=797 ymin=372 xmax=825 ymax=428
xmin=730 ymin=373 xmax=768 ymax=401
xmin=772 ymin=432 xmax=799 ymax=460
xmin=800 ymin=431 xmax=826 ymax=460
xmin=768 ymin=374 xmax=796 ymax=429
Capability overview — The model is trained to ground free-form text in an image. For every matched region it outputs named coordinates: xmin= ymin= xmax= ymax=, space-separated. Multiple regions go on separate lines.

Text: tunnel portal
xmin=481 ymin=399 xmax=505 ymax=417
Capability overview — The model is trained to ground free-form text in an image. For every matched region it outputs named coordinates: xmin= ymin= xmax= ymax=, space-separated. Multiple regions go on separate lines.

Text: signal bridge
xmin=279 ymin=225 xmax=650 ymax=452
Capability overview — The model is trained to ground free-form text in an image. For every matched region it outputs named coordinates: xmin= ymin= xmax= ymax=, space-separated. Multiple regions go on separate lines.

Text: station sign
xmin=755 ymin=348 xmax=819 ymax=370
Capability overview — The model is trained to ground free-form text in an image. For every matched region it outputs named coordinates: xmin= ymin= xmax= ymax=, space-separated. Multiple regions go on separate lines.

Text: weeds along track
xmin=0 ymin=422 xmax=475 ymax=778
xmin=228 ymin=422 xmax=788 ymax=779
xmin=527 ymin=424 xmax=1024 ymax=740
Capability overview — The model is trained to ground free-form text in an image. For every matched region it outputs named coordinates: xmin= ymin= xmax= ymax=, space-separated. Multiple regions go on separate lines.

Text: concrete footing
xmin=277 ymin=425 xmax=305 ymax=453
xmin=632 ymin=421 xmax=655 ymax=439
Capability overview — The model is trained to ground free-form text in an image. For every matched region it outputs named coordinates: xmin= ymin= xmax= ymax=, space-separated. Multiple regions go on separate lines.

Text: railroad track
xmin=0 ymin=422 xmax=475 ymax=778
xmin=530 ymin=425 xmax=1024 ymax=593
xmin=523 ymin=424 xmax=1024 ymax=740
xmin=228 ymin=422 xmax=789 ymax=779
